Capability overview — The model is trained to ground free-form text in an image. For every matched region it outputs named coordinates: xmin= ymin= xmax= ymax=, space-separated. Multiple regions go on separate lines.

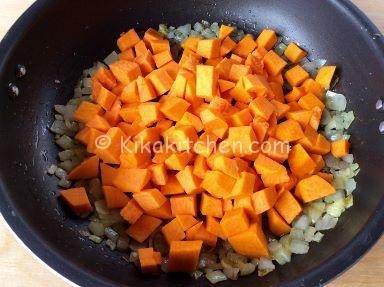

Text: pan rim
xmin=0 ymin=0 xmax=383 ymax=286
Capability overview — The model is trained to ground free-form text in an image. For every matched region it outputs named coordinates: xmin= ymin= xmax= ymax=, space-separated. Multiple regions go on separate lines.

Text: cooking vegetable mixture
xmin=49 ymin=20 xmax=358 ymax=283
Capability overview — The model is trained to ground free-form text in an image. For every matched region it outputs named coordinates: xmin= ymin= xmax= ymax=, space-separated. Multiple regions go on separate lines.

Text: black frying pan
xmin=0 ymin=0 xmax=383 ymax=286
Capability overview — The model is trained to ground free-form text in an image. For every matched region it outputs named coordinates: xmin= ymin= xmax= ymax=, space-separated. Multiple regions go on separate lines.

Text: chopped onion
xmin=220 ymin=257 xmax=234 ymax=269
xmin=324 ymin=190 xmax=344 ymax=203
xmin=58 ymin=178 xmax=71 ymax=188
xmin=302 ymin=59 xmax=326 ymax=78
xmin=198 ymin=253 xmax=218 ymax=268
xmin=56 ymin=135 xmax=74 ymax=149
xmin=191 ymin=270 xmax=203 ymax=279
xmin=106 ymin=239 xmax=116 ymax=251
xmin=103 ymin=51 xmax=118 ymax=65
xmin=345 ymin=178 xmax=357 ymax=195
xmin=345 ymin=194 xmax=354 ymax=208
xmin=238 ymin=262 xmax=256 ymax=276
xmin=88 ymin=221 xmax=105 ymax=237
xmin=342 ymin=154 xmax=354 ymax=164
xmin=279 ymin=234 xmax=291 ymax=251
xmin=88 ymin=235 xmax=102 ymax=244
xmin=226 ymin=251 xmax=247 ymax=264
xmin=274 ymin=43 xmax=288 ymax=56
xmin=321 ymin=109 xmax=332 ymax=125
xmin=324 ymin=154 xmax=341 ymax=169
xmin=268 ymin=240 xmax=291 ymax=265
xmin=82 ymin=77 xmax=92 ymax=88
xmin=50 ymin=120 xmax=68 ymax=135
xmin=54 ymin=167 xmax=67 ymax=179
xmin=326 ymin=198 xmax=345 ymax=217
xmin=292 ymin=214 xmax=310 ymax=230
xmin=193 ymin=22 xmax=204 ymax=32
xmin=94 ymin=200 xmax=110 ymax=216
xmin=290 ymin=228 xmax=304 ymax=240
xmin=58 ymin=150 xmax=74 ymax=161
xmin=304 ymin=226 xmax=316 ymax=242
xmin=58 ymin=160 xmax=76 ymax=172
xmin=105 ymin=227 xmax=119 ymax=243
xmin=325 ymin=91 xmax=347 ymax=111
xmin=304 ymin=201 xmax=325 ymax=223
xmin=206 ymin=270 xmax=227 ymax=284
xmin=206 ymin=263 xmax=223 ymax=270
xmin=129 ymin=251 xmax=139 ymax=266
xmin=289 ymin=239 xmax=309 ymax=254
xmin=315 ymin=214 xmax=338 ymax=230
xmin=223 ymin=267 xmax=240 ymax=280
xmin=158 ymin=24 xmax=168 ymax=36
xmin=332 ymin=176 xmax=345 ymax=190
xmin=176 ymin=24 xmax=192 ymax=36
xmin=258 ymin=257 xmax=275 ymax=276
xmin=341 ymin=111 xmax=355 ymax=129
xmin=47 ymin=164 xmax=58 ymax=175
xmin=312 ymin=232 xmax=324 ymax=242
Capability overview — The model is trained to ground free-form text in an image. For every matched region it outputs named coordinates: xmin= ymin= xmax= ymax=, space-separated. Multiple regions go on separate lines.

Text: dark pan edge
xmin=0 ymin=0 xmax=383 ymax=286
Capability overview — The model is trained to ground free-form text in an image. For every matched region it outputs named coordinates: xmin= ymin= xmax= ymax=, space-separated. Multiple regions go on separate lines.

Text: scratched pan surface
xmin=0 ymin=0 xmax=383 ymax=286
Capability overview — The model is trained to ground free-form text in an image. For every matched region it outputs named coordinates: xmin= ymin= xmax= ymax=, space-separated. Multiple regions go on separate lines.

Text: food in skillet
xmin=49 ymin=21 xmax=358 ymax=283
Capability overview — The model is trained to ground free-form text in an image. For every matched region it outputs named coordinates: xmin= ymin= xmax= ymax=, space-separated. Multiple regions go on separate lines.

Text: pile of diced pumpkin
xmin=59 ymin=24 xmax=350 ymax=274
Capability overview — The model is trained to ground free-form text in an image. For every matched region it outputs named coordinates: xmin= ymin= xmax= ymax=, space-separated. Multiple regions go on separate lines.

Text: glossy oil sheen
xmin=0 ymin=0 xmax=383 ymax=286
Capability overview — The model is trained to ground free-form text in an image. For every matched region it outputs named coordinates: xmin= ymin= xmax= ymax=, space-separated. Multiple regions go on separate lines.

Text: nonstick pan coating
xmin=0 ymin=0 xmax=383 ymax=286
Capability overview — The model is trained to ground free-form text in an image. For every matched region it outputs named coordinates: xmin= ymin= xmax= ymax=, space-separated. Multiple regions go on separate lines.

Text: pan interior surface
xmin=0 ymin=0 xmax=383 ymax=286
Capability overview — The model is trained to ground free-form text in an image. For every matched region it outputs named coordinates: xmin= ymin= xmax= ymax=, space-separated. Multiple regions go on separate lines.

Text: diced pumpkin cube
xmin=201 ymin=170 xmax=236 ymax=198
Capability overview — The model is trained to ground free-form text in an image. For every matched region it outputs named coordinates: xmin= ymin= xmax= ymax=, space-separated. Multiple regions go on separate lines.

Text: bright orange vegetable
xmin=288 ymin=144 xmax=317 ymax=178
xmin=73 ymin=101 xmax=104 ymax=124
xmin=109 ymin=60 xmax=141 ymax=85
xmin=256 ymin=29 xmax=277 ymax=50
xmin=267 ymin=208 xmax=291 ymax=236
xmin=102 ymin=186 xmax=129 ymax=209
xmin=168 ymin=240 xmax=203 ymax=272
xmin=160 ymin=174 xmax=185 ymax=195
xmin=295 ymin=175 xmax=336 ymax=203
xmin=120 ymin=199 xmax=144 ymax=224
xmin=200 ymin=193 xmax=223 ymax=218
xmin=138 ymin=247 xmax=161 ymax=273
xmin=95 ymin=127 xmax=127 ymax=164
xmin=228 ymin=222 xmax=269 ymax=258
xmin=132 ymin=188 xmax=167 ymax=211
xmin=185 ymin=221 xmax=217 ymax=247
xmin=145 ymin=200 xmax=173 ymax=219
xmin=170 ymin=194 xmax=197 ymax=216
xmin=275 ymin=119 xmax=304 ymax=142
xmin=60 ymin=187 xmax=92 ymax=216
xmin=206 ymin=216 xmax=227 ymax=240
xmin=274 ymin=190 xmax=302 ymax=223
xmin=175 ymin=165 xmax=202 ymax=194
xmin=331 ymin=139 xmax=350 ymax=158
xmin=220 ymin=208 xmax=250 ymax=237
xmin=285 ymin=65 xmax=310 ymax=87
xmin=161 ymin=218 xmax=186 ymax=244
xmin=196 ymin=38 xmax=221 ymax=59
xmin=126 ymin=215 xmax=162 ymax=243
xmin=112 ymin=168 xmax=151 ymax=192
xmin=67 ymin=155 xmax=99 ymax=180
xmin=284 ymin=42 xmax=307 ymax=63
xmin=251 ymin=186 xmax=278 ymax=214
xmin=233 ymin=34 xmax=257 ymax=57
xmin=315 ymin=66 xmax=336 ymax=89
xmin=176 ymin=215 xmax=199 ymax=231
xmin=117 ymin=28 xmax=141 ymax=51
xmin=201 ymin=170 xmax=236 ymax=198
xmin=263 ymin=50 xmax=287 ymax=76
